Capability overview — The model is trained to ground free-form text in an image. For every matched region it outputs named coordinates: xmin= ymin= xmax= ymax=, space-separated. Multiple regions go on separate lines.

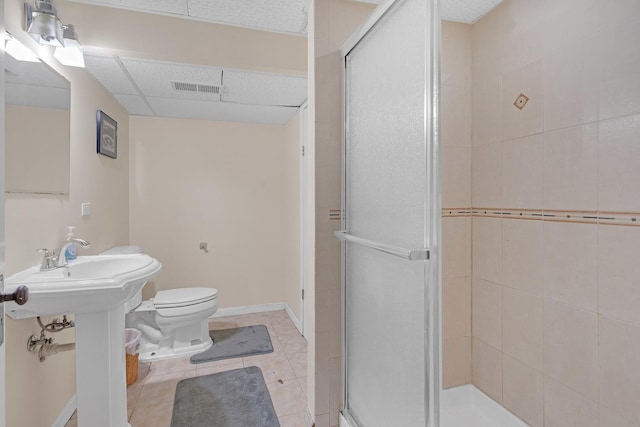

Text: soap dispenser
xmin=64 ymin=226 xmax=77 ymax=262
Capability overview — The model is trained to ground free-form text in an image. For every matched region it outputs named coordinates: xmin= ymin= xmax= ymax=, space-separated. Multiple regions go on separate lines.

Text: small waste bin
xmin=125 ymin=328 xmax=142 ymax=386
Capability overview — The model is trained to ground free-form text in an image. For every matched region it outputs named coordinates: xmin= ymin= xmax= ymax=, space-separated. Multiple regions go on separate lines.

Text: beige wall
xmin=469 ymin=1 xmax=640 ymax=426
xmin=129 ymin=115 xmax=301 ymax=317
xmin=310 ymin=1 xmax=374 ymax=426
xmin=4 ymin=0 xmax=131 ymax=425
xmin=440 ymin=21 xmax=472 ymax=389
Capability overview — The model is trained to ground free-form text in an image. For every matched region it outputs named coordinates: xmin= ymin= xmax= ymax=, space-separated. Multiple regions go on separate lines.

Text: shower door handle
xmin=334 ymin=231 xmax=429 ymax=261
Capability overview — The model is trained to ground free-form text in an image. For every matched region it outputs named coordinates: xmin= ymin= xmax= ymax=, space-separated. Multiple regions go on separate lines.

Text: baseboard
xmin=51 ymin=394 xmax=76 ymax=427
xmin=211 ymin=302 xmax=287 ymax=318
xmin=211 ymin=302 xmax=303 ymax=335
xmin=284 ymin=303 xmax=303 ymax=335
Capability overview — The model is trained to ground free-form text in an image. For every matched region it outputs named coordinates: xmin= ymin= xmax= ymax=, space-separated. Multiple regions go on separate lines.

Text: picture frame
xmin=96 ymin=110 xmax=117 ymax=159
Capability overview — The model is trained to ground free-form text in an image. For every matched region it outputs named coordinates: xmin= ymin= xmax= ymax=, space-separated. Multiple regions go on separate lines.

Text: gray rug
xmin=171 ymin=366 xmax=280 ymax=427
xmin=190 ymin=325 xmax=273 ymax=364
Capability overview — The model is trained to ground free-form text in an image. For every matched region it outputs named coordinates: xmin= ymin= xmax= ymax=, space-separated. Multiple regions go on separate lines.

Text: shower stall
xmin=336 ymin=0 xmax=640 ymax=425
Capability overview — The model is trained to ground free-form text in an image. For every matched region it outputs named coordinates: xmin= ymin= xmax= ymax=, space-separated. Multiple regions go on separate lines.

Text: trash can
xmin=125 ymin=328 xmax=141 ymax=386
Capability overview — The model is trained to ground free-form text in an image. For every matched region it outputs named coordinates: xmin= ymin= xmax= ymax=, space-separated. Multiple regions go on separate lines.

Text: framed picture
xmin=96 ymin=110 xmax=117 ymax=159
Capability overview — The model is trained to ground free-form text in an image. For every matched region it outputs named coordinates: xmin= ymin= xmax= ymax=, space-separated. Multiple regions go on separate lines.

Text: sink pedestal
xmin=75 ymin=305 xmax=129 ymax=427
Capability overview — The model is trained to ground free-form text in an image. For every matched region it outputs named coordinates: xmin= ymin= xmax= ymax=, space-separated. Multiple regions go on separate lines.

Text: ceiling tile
xmin=222 ymin=70 xmax=306 ymax=106
xmin=85 ymin=55 xmax=138 ymax=95
xmin=441 ymin=0 xmax=503 ymax=23
xmin=71 ymin=0 xmax=188 ymax=15
xmin=147 ymin=97 xmax=299 ymax=124
xmin=187 ymin=0 xmax=308 ymax=33
xmin=121 ymin=58 xmax=223 ymax=100
xmin=113 ymin=94 xmax=155 ymax=116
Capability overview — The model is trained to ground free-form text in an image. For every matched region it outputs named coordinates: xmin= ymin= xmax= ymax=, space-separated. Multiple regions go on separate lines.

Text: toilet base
xmin=138 ymin=335 xmax=213 ymax=362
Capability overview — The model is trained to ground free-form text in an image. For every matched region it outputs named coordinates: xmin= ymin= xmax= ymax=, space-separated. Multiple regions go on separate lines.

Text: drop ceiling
xmin=84 ymin=55 xmax=307 ymax=125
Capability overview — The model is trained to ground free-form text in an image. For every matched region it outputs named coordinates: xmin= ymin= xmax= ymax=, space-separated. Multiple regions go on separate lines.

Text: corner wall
xmin=129 ymin=115 xmax=301 ymax=317
xmin=4 ymin=1 xmax=131 ymax=426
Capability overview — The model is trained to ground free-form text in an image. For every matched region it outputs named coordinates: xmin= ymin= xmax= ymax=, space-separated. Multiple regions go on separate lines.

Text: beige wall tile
xmin=600 ymin=19 xmax=640 ymax=120
xmin=502 ymin=134 xmax=543 ymax=209
xmin=444 ymin=276 xmax=471 ymax=340
xmin=542 ymin=35 xmax=600 ymax=131
xmin=598 ymin=225 xmax=640 ymax=326
xmin=600 ymin=0 xmax=640 ymax=29
xmin=599 ymin=316 xmax=640 ymax=424
xmin=471 ymin=3 xmax=504 ymax=76
xmin=472 ymin=338 xmax=503 ymax=403
xmin=502 ymin=218 xmax=543 ymax=296
xmin=442 ymin=85 xmax=471 ymax=148
xmin=441 ymin=146 xmax=471 ymax=208
xmin=472 ymin=278 xmax=503 ymax=350
xmin=544 ymin=377 xmax=598 ymax=427
xmin=502 ymin=355 xmax=543 ymax=427
xmin=472 ymin=217 xmax=503 ymax=284
xmin=598 ymin=114 xmax=640 ymax=212
xmin=544 ymin=299 xmax=598 ymax=401
xmin=541 ymin=0 xmax=601 ymax=54
xmin=543 ymin=124 xmax=598 ymax=211
xmin=501 ymin=61 xmax=543 ymax=140
xmin=499 ymin=0 xmax=544 ymax=74
xmin=443 ymin=336 xmax=471 ymax=389
xmin=442 ymin=217 xmax=470 ymax=279
xmin=502 ymin=288 xmax=543 ymax=371
xmin=543 ymin=221 xmax=598 ymax=312
xmin=472 ymin=73 xmax=502 ymax=146
xmin=472 ymin=143 xmax=502 ymax=207
xmin=599 ymin=405 xmax=638 ymax=427
xmin=442 ymin=21 xmax=470 ymax=88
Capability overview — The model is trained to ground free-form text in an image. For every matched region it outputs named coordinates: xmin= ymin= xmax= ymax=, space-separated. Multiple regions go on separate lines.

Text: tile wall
xmin=468 ymin=0 xmax=640 ymax=425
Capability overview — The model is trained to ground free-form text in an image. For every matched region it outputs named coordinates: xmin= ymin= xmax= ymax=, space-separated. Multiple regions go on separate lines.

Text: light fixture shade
xmin=24 ymin=1 xmax=64 ymax=47
xmin=54 ymin=24 xmax=85 ymax=67
xmin=4 ymin=34 xmax=40 ymax=62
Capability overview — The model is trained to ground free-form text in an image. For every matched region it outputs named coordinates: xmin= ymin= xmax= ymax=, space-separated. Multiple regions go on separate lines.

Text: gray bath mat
xmin=190 ymin=325 xmax=273 ymax=364
xmin=171 ymin=366 xmax=280 ymax=427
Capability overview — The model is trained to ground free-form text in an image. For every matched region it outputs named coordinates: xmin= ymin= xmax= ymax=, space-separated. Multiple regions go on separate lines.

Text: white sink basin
xmin=4 ymin=254 xmax=162 ymax=319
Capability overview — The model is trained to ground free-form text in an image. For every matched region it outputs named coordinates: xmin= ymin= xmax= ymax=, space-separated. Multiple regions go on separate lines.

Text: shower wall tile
xmin=501 ymin=61 xmax=543 ymax=140
xmin=442 ymin=85 xmax=471 ymax=148
xmin=442 ymin=217 xmax=470 ymax=279
xmin=472 ymin=217 xmax=503 ymax=283
xmin=472 ymin=143 xmax=502 ymax=207
xmin=599 ymin=18 xmax=640 ymax=120
xmin=599 ymin=405 xmax=638 ymax=427
xmin=501 ymin=218 xmax=543 ymax=296
xmin=442 ymin=21 xmax=470 ymax=88
xmin=543 ymin=299 xmax=598 ymax=401
xmin=472 ymin=278 xmax=503 ymax=350
xmin=499 ymin=0 xmax=544 ymax=74
xmin=598 ymin=226 xmax=640 ymax=327
xmin=598 ymin=114 xmax=640 ymax=212
xmin=541 ymin=0 xmax=601 ymax=55
xmin=543 ymin=124 xmax=598 ymax=211
xmin=599 ymin=316 xmax=640 ymax=424
xmin=502 ymin=287 xmax=543 ymax=371
xmin=600 ymin=0 xmax=640 ymax=29
xmin=472 ymin=73 xmax=502 ymax=146
xmin=472 ymin=337 xmax=503 ymax=404
xmin=502 ymin=355 xmax=544 ymax=427
xmin=543 ymin=221 xmax=598 ymax=312
xmin=441 ymin=147 xmax=471 ymax=208
xmin=544 ymin=378 xmax=598 ymax=427
xmin=444 ymin=277 xmax=471 ymax=341
xmin=443 ymin=336 xmax=471 ymax=388
xmin=542 ymin=35 xmax=600 ymax=132
xmin=502 ymin=134 xmax=543 ymax=209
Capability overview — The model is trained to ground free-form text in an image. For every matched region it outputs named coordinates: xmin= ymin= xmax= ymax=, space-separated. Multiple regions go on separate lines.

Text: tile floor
xmin=65 ymin=310 xmax=309 ymax=427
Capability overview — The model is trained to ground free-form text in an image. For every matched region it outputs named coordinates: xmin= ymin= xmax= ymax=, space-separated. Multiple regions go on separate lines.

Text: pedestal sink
xmin=4 ymin=254 xmax=162 ymax=427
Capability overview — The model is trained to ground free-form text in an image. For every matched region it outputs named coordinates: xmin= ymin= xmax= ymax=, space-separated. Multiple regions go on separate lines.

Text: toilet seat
xmin=153 ymin=287 xmax=218 ymax=309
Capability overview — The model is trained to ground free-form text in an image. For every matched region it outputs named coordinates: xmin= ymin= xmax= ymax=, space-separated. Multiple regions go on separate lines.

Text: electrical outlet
xmin=199 ymin=243 xmax=208 ymax=253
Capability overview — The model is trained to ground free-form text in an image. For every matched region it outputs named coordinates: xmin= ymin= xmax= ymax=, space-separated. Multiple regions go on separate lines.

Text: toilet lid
xmin=153 ymin=287 xmax=218 ymax=309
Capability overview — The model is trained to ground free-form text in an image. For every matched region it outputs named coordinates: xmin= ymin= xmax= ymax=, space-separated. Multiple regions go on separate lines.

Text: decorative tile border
xmin=442 ymin=207 xmax=640 ymax=227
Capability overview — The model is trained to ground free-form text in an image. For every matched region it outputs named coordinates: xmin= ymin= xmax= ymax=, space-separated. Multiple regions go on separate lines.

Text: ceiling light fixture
xmin=4 ymin=32 xmax=40 ymax=62
xmin=24 ymin=0 xmax=64 ymax=47
xmin=54 ymin=24 xmax=85 ymax=68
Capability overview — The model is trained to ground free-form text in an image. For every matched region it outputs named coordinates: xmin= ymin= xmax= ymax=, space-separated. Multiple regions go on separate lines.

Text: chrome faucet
xmin=37 ymin=248 xmax=58 ymax=271
xmin=58 ymin=237 xmax=91 ymax=267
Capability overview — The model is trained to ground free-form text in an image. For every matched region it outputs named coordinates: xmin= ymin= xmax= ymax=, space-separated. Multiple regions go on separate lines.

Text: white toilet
xmin=101 ymin=246 xmax=219 ymax=361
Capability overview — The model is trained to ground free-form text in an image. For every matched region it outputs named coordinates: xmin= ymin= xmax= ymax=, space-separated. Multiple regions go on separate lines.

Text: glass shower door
xmin=338 ymin=0 xmax=440 ymax=426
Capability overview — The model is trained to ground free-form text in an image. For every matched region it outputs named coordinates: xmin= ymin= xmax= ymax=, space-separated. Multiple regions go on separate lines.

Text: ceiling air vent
xmin=171 ymin=81 xmax=224 ymax=95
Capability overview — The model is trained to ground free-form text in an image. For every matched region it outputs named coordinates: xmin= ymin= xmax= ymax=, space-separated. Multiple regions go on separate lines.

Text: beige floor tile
xmin=127 ymin=383 xmax=143 ymax=413
xmin=147 ymin=355 xmax=195 ymax=378
xmin=137 ymin=370 xmax=194 ymax=409
xmin=279 ymin=411 xmax=308 ymax=427
xmin=243 ymin=354 xmax=297 ymax=383
xmin=196 ymin=360 xmax=244 ymax=376
xmin=64 ymin=417 xmax=77 ymax=427
xmin=298 ymin=376 xmax=308 ymax=397
xmin=282 ymin=335 xmax=307 ymax=355
xmin=288 ymin=352 xmax=308 ymax=378
xmin=267 ymin=378 xmax=308 ymax=417
xmin=129 ymin=401 xmax=173 ymax=427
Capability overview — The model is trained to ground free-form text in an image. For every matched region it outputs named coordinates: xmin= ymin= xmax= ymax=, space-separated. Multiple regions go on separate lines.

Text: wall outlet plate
xmin=81 ymin=202 xmax=91 ymax=216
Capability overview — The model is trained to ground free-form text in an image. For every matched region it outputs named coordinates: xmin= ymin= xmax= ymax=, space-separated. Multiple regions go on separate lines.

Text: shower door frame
xmin=338 ymin=0 xmax=442 ymax=425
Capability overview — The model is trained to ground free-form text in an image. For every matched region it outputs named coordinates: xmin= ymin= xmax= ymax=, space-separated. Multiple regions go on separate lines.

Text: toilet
xmin=101 ymin=246 xmax=219 ymax=361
